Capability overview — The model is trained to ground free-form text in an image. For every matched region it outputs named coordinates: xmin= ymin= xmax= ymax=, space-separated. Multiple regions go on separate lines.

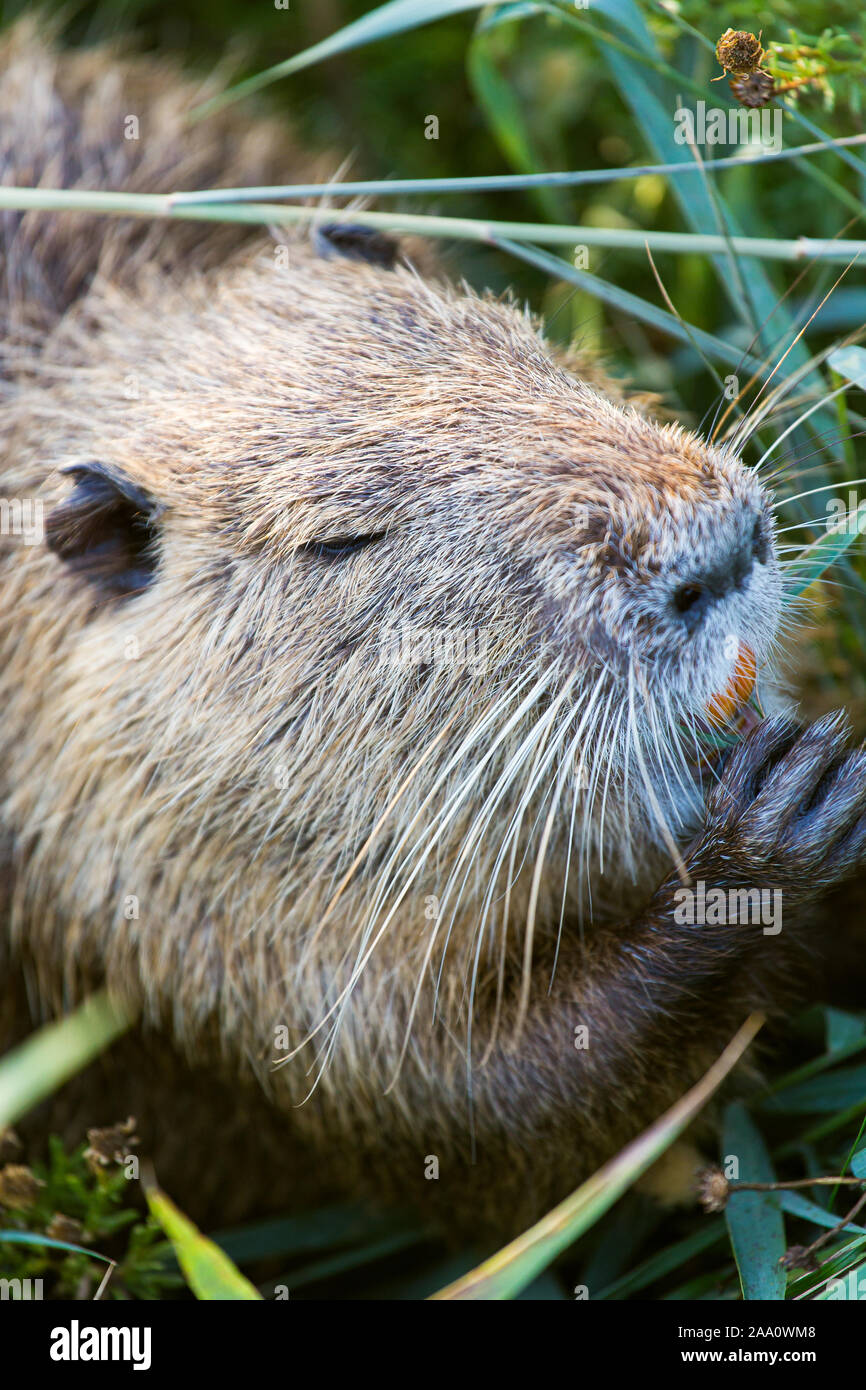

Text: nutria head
xmin=0 ymin=231 xmax=781 ymax=1099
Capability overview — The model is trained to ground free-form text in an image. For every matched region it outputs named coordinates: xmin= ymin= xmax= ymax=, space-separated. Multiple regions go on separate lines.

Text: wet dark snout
xmin=671 ymin=515 xmax=769 ymax=634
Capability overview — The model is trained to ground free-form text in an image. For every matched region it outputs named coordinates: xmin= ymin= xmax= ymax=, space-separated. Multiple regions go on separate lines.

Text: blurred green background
xmin=1 ymin=0 xmax=863 ymax=422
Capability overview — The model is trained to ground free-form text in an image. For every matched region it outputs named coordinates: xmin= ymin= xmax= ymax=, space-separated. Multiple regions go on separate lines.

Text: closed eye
xmin=301 ymin=532 xmax=387 ymax=559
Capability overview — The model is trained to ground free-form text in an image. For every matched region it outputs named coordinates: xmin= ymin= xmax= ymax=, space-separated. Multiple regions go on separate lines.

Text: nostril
xmin=674 ymin=582 xmax=705 ymax=614
xmin=751 ymin=516 xmax=769 ymax=565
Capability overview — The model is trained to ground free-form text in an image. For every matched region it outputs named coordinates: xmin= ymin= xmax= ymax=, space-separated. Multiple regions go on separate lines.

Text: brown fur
xmin=2 ymin=22 xmax=866 ymax=1242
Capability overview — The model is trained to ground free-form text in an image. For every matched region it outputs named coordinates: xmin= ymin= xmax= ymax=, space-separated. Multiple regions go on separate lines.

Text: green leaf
xmin=777 ymin=1189 xmax=865 ymax=1235
xmin=477 ymin=0 xmax=545 ymax=32
xmin=762 ymin=1063 xmax=866 ymax=1115
xmin=766 ymin=1030 xmax=866 ymax=1096
xmin=145 ymin=1183 xmax=262 ymax=1301
xmin=828 ymin=345 xmax=866 ymax=391
xmin=723 ymin=1102 xmax=786 ymax=1301
xmin=826 ymin=1007 xmax=866 ymax=1053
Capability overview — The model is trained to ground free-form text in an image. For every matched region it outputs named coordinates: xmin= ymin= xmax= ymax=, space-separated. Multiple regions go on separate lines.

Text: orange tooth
xmin=705 ymin=641 xmax=756 ymax=730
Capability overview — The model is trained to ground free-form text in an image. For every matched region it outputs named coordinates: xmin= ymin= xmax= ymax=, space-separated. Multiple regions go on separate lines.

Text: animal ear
xmin=313 ymin=222 xmax=400 ymax=270
xmin=45 ymin=461 xmax=163 ymax=599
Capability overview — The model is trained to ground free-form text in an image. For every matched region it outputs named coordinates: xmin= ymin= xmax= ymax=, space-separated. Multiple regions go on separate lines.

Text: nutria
xmin=2 ymin=21 xmax=866 ymax=1241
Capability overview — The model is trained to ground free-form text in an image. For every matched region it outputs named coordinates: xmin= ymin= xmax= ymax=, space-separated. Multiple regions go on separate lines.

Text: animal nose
xmin=671 ymin=516 xmax=767 ymax=633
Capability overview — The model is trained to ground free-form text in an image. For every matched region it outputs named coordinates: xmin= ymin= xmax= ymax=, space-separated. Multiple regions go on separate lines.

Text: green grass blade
xmin=467 ymin=15 xmax=566 ymax=224
xmin=265 ymin=1231 xmax=424 ymax=1294
xmin=4 ymin=187 xmax=864 ymax=266
xmin=792 ymin=1237 xmax=866 ymax=1298
xmin=585 ymin=0 xmax=810 ymax=371
xmin=168 ymin=134 xmax=866 ymax=205
xmin=192 ymin=0 xmax=492 ymax=118
xmin=814 ymin=1260 xmax=866 ymax=1299
xmin=208 ymin=1203 xmax=427 ymax=1265
xmin=6 ymin=186 xmax=866 ymax=263
xmin=0 ymin=1230 xmax=113 ymax=1262
xmin=793 ymin=152 xmax=866 ymax=219
xmin=777 ymin=98 xmax=866 ymax=181
xmin=594 ymin=1222 xmax=726 ymax=1301
xmin=0 ymin=992 xmax=133 ymax=1130
xmin=430 ymin=1014 xmax=763 ymax=1300
xmin=763 ymin=1036 xmax=866 ymax=1099
xmin=493 ymin=238 xmax=769 ymax=376
xmin=783 ymin=528 xmax=862 ymax=599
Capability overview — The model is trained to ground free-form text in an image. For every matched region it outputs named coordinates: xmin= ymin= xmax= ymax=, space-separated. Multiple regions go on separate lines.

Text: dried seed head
xmin=84 ymin=1116 xmax=139 ymax=1171
xmin=729 ymin=70 xmax=775 ymax=108
xmin=0 ymin=1163 xmax=45 ymax=1209
xmin=696 ymin=1164 xmax=730 ymax=1213
xmin=715 ymin=29 xmax=764 ymax=76
xmin=46 ymin=1212 xmax=87 ymax=1244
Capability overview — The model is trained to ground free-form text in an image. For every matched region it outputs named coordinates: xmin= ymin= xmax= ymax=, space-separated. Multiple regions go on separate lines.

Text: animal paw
xmin=693 ymin=712 xmax=866 ymax=893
